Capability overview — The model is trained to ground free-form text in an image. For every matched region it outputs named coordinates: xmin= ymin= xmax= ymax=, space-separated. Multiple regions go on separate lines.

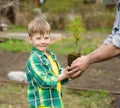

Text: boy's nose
xmin=41 ymin=38 xmax=45 ymax=43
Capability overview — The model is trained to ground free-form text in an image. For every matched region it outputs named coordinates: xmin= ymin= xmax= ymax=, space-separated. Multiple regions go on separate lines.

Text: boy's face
xmin=29 ymin=32 xmax=50 ymax=53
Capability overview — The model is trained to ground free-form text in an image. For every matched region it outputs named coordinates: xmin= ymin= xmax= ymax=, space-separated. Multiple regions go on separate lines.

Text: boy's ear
xmin=27 ymin=37 xmax=32 ymax=44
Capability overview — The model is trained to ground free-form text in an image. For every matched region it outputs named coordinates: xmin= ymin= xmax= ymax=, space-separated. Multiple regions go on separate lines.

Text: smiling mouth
xmin=39 ymin=45 xmax=46 ymax=47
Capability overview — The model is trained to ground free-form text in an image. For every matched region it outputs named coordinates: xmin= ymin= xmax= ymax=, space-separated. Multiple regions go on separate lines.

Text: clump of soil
xmin=67 ymin=53 xmax=81 ymax=66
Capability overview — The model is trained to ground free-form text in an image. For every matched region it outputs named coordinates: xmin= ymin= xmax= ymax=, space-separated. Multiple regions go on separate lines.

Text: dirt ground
xmin=0 ymin=50 xmax=120 ymax=107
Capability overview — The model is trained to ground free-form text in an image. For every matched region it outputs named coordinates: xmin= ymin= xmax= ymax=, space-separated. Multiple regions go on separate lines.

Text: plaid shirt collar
xmin=31 ymin=47 xmax=56 ymax=61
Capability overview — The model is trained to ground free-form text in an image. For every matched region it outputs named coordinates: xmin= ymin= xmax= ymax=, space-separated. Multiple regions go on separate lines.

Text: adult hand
xmin=67 ymin=55 xmax=90 ymax=79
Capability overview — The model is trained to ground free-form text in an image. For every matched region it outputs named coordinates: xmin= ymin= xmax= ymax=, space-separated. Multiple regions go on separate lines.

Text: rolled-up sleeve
xmin=112 ymin=33 xmax=120 ymax=48
xmin=104 ymin=33 xmax=120 ymax=48
xmin=104 ymin=34 xmax=113 ymax=45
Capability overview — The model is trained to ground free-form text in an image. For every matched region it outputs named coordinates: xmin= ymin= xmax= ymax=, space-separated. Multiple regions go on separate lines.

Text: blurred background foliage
xmin=39 ymin=0 xmax=116 ymax=30
xmin=2 ymin=0 xmax=115 ymax=31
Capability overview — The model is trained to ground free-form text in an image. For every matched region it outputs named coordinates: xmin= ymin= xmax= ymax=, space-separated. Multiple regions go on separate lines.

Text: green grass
xmin=0 ymin=35 xmax=103 ymax=54
xmin=63 ymin=88 xmax=112 ymax=108
xmin=90 ymin=27 xmax=111 ymax=33
xmin=0 ymin=39 xmax=31 ymax=52
xmin=49 ymin=35 xmax=104 ymax=55
xmin=0 ymin=31 xmax=106 ymax=54
xmin=0 ymin=81 xmax=112 ymax=108
xmin=8 ymin=25 xmax=27 ymax=32
xmin=0 ymin=81 xmax=28 ymax=108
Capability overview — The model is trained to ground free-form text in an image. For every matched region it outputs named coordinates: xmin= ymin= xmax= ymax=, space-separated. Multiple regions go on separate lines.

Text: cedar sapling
xmin=66 ymin=16 xmax=85 ymax=66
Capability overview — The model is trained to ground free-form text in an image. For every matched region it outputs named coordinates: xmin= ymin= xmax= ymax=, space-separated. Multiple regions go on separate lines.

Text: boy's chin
xmin=38 ymin=48 xmax=47 ymax=52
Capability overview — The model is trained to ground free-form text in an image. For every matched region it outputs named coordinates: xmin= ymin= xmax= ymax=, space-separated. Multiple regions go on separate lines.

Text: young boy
xmin=24 ymin=18 xmax=70 ymax=108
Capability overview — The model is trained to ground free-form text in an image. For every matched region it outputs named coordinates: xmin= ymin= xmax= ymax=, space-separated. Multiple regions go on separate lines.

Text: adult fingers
xmin=71 ymin=70 xmax=83 ymax=79
xmin=67 ymin=66 xmax=79 ymax=74
xmin=67 ymin=65 xmax=78 ymax=71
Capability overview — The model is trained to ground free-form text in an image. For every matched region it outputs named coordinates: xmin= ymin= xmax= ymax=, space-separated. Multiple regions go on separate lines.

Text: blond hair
xmin=28 ymin=18 xmax=51 ymax=37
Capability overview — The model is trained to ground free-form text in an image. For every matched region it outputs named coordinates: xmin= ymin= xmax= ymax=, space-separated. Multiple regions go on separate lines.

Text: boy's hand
xmin=57 ymin=67 xmax=73 ymax=82
xmin=63 ymin=67 xmax=72 ymax=79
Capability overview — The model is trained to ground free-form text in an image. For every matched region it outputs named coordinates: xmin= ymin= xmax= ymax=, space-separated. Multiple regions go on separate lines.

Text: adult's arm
xmin=87 ymin=43 xmax=120 ymax=63
xmin=68 ymin=43 xmax=120 ymax=79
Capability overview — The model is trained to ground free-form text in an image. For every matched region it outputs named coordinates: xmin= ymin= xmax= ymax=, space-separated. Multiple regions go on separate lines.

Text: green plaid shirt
xmin=25 ymin=47 xmax=68 ymax=108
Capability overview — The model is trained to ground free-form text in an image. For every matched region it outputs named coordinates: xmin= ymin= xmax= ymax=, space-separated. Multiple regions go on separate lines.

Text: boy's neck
xmin=43 ymin=50 xmax=47 ymax=55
